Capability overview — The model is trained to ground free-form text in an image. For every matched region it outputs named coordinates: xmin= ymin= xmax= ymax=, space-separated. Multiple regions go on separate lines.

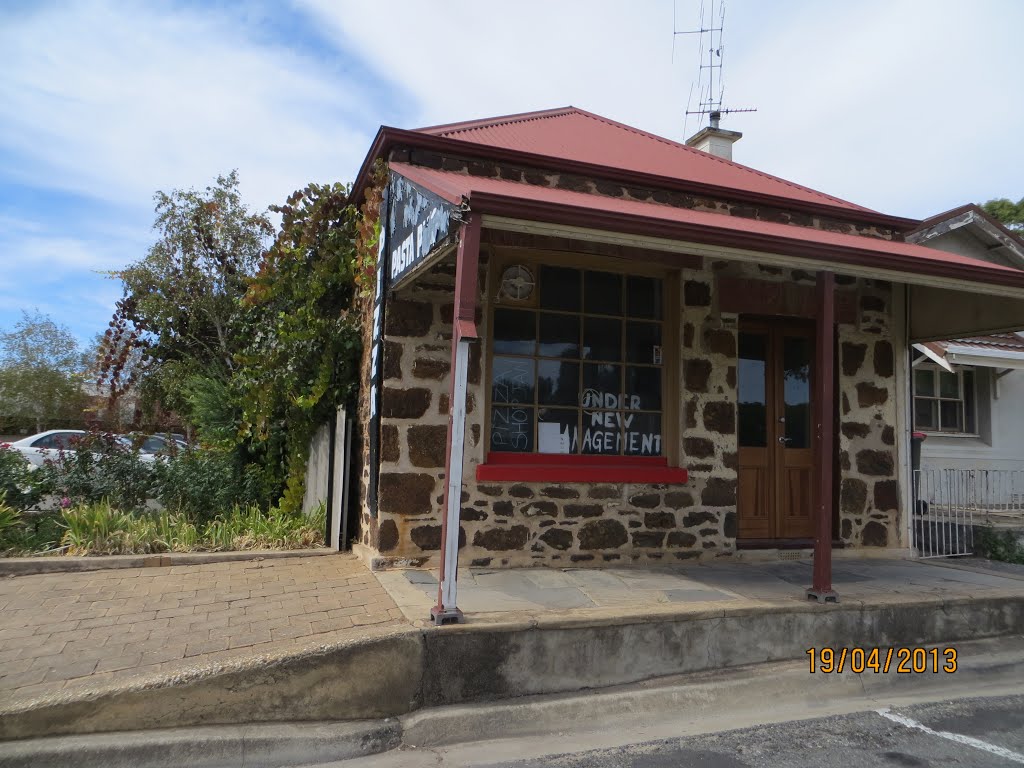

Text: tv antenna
xmin=673 ymin=0 xmax=756 ymax=139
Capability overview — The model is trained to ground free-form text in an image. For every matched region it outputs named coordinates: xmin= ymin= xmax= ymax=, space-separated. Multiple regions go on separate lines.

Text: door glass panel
xmin=738 ymin=332 xmax=768 ymax=447
xmin=782 ymin=336 xmax=812 ymax=450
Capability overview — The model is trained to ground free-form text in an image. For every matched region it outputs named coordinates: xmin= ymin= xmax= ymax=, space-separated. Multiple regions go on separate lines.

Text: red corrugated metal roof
xmin=390 ymin=162 xmax=1024 ymax=288
xmin=415 ymin=106 xmax=874 ymax=215
xmin=937 ymin=333 xmax=1024 ymax=352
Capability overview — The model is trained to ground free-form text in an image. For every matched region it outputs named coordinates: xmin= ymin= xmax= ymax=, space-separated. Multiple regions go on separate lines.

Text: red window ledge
xmin=476 ymin=453 xmax=689 ymax=484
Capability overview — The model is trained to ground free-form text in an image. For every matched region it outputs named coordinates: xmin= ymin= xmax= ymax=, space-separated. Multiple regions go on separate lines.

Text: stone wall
xmin=388 ymin=148 xmax=900 ymax=241
xmin=355 ymin=248 xmax=901 ymax=568
xmin=354 ymin=145 xmax=904 ymax=568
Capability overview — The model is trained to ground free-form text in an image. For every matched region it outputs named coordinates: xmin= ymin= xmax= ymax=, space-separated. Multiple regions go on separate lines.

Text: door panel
xmin=737 ymin=321 xmax=816 ymax=540
xmin=738 ymin=460 xmax=771 ymax=538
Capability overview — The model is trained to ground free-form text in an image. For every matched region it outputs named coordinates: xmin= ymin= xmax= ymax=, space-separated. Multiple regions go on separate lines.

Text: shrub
xmin=54 ymin=500 xmax=324 ymax=555
xmin=61 ymin=500 xmax=160 ymax=555
xmin=40 ymin=432 xmax=154 ymax=511
xmin=0 ymin=443 xmax=46 ymax=512
xmin=0 ymin=510 xmax=64 ymax=555
xmin=0 ymin=493 xmax=21 ymax=538
xmin=152 ymin=446 xmax=268 ymax=523
xmin=975 ymin=526 xmax=1024 ymax=565
xmin=202 ymin=502 xmax=325 ymax=551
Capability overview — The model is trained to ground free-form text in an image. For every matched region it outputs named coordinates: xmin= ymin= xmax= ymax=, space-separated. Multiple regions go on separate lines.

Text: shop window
xmin=912 ymin=365 xmax=977 ymax=434
xmin=489 ymin=265 xmax=666 ymax=458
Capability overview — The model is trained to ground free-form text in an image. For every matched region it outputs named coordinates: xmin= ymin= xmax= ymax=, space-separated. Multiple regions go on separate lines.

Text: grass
xmin=0 ymin=499 xmax=326 ymax=557
xmin=974 ymin=525 xmax=1024 ymax=566
xmin=0 ymin=493 xmax=65 ymax=556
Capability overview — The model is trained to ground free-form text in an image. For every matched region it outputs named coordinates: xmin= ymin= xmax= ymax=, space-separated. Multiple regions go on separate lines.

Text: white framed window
xmin=912 ymin=365 xmax=977 ymax=434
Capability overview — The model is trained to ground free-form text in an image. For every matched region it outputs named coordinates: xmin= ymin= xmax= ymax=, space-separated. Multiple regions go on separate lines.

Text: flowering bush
xmin=0 ymin=443 xmax=46 ymax=512
xmin=39 ymin=432 xmax=154 ymax=512
xmin=151 ymin=445 xmax=269 ymax=524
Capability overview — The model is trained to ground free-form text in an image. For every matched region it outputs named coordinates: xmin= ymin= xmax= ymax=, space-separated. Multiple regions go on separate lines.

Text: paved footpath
xmin=0 ymin=554 xmax=407 ymax=703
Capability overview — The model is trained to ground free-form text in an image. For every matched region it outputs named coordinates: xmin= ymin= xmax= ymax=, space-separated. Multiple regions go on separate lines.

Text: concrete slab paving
xmin=375 ymin=555 xmax=1024 ymax=625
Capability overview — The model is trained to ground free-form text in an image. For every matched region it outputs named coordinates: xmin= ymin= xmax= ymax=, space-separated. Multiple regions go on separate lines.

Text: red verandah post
xmin=808 ymin=270 xmax=838 ymax=603
xmin=432 ymin=214 xmax=480 ymax=625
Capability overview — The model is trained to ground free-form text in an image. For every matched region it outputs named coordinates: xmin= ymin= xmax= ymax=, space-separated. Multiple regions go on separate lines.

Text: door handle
xmin=778 ymin=436 xmax=792 ymax=445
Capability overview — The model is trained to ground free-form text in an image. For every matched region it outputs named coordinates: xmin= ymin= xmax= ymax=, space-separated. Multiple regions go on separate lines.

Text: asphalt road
xmin=479 ymin=695 xmax=1024 ymax=768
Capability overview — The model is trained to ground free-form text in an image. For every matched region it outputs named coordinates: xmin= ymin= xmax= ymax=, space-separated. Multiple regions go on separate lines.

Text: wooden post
xmin=432 ymin=214 xmax=480 ymax=625
xmin=808 ymin=270 xmax=838 ymax=603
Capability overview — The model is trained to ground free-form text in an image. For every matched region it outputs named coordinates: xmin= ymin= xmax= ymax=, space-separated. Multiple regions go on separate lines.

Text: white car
xmin=7 ymin=430 xmax=154 ymax=467
xmin=7 ymin=430 xmax=86 ymax=468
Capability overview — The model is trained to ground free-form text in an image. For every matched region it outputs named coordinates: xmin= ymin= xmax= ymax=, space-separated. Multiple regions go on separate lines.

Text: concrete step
xmin=4 ymin=636 xmax=1022 ymax=768
xmin=2 ymin=591 xmax=1022 ymax=743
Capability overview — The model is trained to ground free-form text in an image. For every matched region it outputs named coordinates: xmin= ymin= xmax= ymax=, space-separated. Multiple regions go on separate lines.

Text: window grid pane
xmin=491 ymin=266 xmax=665 ymax=455
xmin=912 ymin=366 xmax=977 ymax=434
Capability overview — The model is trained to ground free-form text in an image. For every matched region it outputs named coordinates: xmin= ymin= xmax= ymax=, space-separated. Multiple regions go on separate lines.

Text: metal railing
xmin=912 ymin=469 xmax=974 ymax=558
xmin=912 ymin=468 xmax=1024 ymax=558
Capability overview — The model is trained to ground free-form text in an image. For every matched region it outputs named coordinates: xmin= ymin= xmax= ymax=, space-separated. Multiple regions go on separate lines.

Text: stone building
xmin=347 ymin=107 xmax=1024 ymax=620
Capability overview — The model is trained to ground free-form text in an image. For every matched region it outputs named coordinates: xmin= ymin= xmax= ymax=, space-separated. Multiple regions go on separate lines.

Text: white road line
xmin=877 ymin=708 xmax=1024 ymax=765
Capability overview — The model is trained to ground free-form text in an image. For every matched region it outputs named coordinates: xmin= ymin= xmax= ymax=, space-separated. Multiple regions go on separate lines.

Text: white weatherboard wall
xmin=303 ymin=422 xmax=332 ymax=516
xmin=920 ymin=368 xmax=1024 ymax=473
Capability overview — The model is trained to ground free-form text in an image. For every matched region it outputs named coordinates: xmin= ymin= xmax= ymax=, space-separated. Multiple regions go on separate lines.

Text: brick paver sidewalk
xmin=0 ymin=554 xmax=407 ymax=702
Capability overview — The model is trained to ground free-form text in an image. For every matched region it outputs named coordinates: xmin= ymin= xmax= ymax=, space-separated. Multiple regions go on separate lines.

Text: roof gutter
xmin=350 ymin=127 xmax=919 ymax=233
xmin=467 ymin=191 xmax=1024 ymax=297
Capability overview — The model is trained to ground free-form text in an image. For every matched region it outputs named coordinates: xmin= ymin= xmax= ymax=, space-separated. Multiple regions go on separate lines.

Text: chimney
xmin=685 ymin=111 xmax=742 ymax=162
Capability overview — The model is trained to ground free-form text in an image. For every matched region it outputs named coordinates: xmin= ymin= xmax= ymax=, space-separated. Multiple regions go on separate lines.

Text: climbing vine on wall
xmin=235 ymin=182 xmax=363 ymax=512
xmin=354 ymin=160 xmax=387 ymax=297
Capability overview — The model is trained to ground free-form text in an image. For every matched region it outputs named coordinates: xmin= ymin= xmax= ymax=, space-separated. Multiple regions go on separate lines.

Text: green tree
xmin=234 ymin=182 xmax=362 ymax=511
xmin=981 ymin=197 xmax=1024 ymax=231
xmin=100 ymin=171 xmax=274 ymax=432
xmin=0 ymin=310 xmax=87 ymax=433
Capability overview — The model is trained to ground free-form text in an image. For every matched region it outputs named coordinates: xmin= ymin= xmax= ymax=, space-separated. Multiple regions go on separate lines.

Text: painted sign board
xmin=386 ymin=172 xmax=455 ymax=290
xmin=367 ymin=172 xmax=456 ymax=515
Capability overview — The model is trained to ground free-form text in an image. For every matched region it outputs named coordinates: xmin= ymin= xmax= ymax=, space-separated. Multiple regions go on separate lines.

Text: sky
xmin=1 ymin=0 xmax=1021 ymax=346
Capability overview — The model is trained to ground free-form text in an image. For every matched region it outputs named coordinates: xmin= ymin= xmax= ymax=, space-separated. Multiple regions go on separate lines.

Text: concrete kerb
xmin=1 ymin=591 xmax=1022 ymax=745
xmin=0 ymin=721 xmax=401 ymax=768
xmin=0 ymin=548 xmax=338 ymax=577
xmin=401 ymin=634 xmax=1024 ymax=750
xmin=0 ymin=626 xmax=423 ymax=743
xmin=5 ymin=634 xmax=1024 ymax=768
xmin=416 ymin=592 xmax=1024 ymax=708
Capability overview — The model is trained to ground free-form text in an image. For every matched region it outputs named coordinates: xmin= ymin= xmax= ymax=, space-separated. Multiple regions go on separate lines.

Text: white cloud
xmin=297 ymin=0 xmax=1024 ymax=219
xmin=0 ymin=0 xmax=375 ymax=211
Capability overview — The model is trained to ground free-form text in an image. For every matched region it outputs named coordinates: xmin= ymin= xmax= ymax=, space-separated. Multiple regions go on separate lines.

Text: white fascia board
xmin=912 ymin=343 xmax=954 ymax=372
xmin=481 ymin=215 xmax=1024 ymax=300
xmin=946 ymin=351 xmax=1024 ymax=370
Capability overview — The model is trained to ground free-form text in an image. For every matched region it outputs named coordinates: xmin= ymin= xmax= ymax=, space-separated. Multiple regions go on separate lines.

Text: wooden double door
xmin=737 ymin=319 xmax=816 ymax=541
